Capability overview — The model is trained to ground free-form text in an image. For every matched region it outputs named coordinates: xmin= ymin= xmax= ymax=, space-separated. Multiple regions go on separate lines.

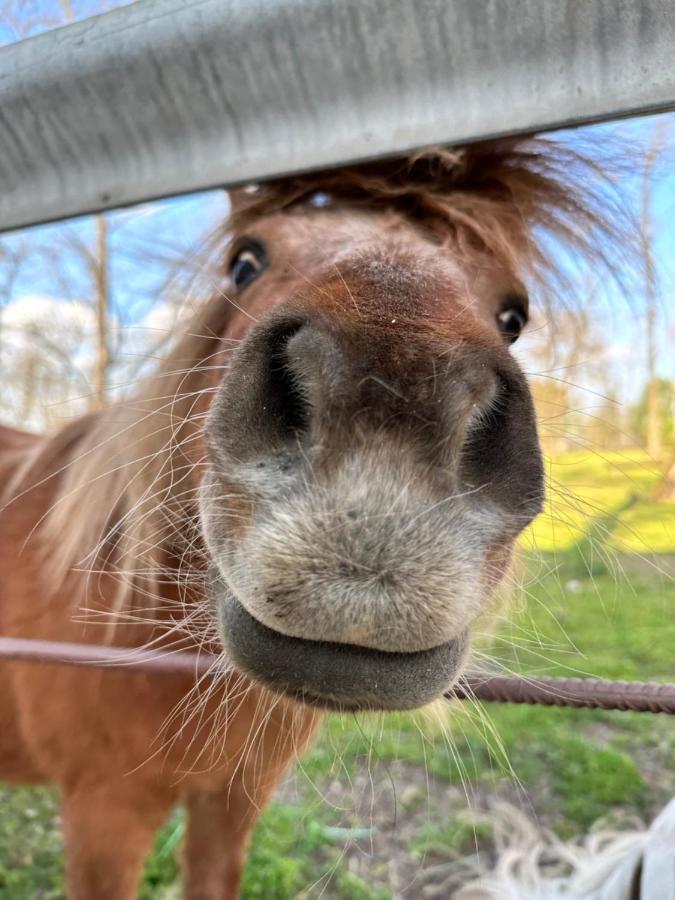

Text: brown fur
xmin=0 ymin=138 xmax=624 ymax=897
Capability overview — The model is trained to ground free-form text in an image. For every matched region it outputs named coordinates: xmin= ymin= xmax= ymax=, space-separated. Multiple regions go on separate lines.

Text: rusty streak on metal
xmin=2 ymin=636 xmax=674 ymax=714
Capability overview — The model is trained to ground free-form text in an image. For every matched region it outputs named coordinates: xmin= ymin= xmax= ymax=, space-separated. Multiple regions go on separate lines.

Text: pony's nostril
xmin=265 ymin=321 xmax=309 ymax=441
xmin=206 ymin=317 xmax=312 ymax=466
xmin=460 ymin=368 xmax=544 ymax=517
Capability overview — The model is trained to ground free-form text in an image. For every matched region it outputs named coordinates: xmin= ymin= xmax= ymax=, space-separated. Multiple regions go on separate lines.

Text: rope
xmin=1 ymin=636 xmax=674 ymax=714
xmin=449 ymin=674 xmax=675 ymax=715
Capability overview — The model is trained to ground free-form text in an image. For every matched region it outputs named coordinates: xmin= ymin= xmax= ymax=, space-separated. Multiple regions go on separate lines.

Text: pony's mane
xmin=7 ymin=298 xmax=237 ymax=632
xmin=15 ymin=136 xmax=631 ymax=628
xmin=230 ymin=136 xmax=631 ymax=293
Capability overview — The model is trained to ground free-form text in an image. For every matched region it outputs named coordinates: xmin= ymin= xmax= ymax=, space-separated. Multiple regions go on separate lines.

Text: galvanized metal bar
xmin=1 ymin=0 xmax=674 ymax=232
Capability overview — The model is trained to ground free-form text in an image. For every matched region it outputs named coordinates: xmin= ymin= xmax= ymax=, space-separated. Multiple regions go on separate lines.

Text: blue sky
xmin=1 ymin=2 xmax=674 ymax=406
xmin=2 ymin=191 xmax=229 ymax=324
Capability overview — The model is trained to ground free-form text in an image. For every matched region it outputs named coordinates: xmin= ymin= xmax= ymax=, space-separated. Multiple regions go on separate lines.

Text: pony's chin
xmin=213 ymin=583 xmax=468 ymax=712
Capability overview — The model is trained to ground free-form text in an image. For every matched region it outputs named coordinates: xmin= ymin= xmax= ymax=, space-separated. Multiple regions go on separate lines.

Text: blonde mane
xmin=10 ymin=136 xmax=630 ymax=624
xmin=6 ymin=298 xmax=237 ymax=626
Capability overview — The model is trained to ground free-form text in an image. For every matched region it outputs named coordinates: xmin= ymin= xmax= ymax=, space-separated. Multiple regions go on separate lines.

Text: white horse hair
xmin=456 ymin=799 xmax=675 ymax=900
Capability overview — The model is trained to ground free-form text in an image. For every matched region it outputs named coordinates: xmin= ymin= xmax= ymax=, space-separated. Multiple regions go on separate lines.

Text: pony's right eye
xmin=229 ymin=240 xmax=267 ymax=290
xmin=496 ymin=295 xmax=528 ymax=344
xmin=497 ymin=307 xmax=527 ymax=342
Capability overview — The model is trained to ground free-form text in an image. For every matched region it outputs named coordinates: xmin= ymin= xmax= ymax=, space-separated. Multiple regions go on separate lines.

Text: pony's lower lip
xmin=214 ymin=588 xmax=468 ymax=711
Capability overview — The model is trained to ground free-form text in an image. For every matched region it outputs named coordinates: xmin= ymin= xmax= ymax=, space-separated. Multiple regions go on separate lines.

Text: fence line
xmin=2 ymin=636 xmax=674 ymax=714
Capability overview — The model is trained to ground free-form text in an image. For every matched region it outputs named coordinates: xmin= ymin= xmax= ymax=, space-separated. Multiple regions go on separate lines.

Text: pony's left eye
xmin=229 ymin=240 xmax=267 ymax=290
xmin=497 ymin=306 xmax=528 ymax=343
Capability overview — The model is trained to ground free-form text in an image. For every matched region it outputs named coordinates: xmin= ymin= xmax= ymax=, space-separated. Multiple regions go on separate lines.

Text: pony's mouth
xmin=213 ymin=584 xmax=468 ymax=711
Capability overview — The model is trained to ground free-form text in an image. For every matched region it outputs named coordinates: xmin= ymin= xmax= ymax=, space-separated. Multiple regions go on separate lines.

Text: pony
xmin=0 ymin=137 xmax=621 ymax=899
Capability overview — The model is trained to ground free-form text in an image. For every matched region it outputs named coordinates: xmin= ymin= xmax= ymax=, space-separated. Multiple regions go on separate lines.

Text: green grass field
xmin=1 ymin=450 xmax=674 ymax=898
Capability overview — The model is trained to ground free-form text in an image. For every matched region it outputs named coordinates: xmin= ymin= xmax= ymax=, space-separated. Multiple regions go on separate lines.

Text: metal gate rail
xmin=2 ymin=0 xmax=675 ymax=231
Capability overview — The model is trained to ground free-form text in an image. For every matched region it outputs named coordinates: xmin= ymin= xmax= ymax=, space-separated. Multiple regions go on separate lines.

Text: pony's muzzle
xmin=202 ymin=298 xmax=543 ymax=699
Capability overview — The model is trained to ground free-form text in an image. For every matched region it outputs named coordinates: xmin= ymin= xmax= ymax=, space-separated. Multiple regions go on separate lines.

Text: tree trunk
xmin=641 ymin=126 xmax=665 ymax=461
xmin=654 ymin=453 xmax=675 ymax=501
xmin=93 ymin=214 xmax=109 ymax=408
xmin=19 ymin=350 xmax=37 ymax=424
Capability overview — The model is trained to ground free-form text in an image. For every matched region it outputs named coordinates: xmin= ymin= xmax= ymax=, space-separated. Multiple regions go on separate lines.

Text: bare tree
xmin=94 ymin=214 xmax=110 ymax=407
xmin=640 ymin=123 xmax=667 ymax=460
xmin=525 ymin=298 xmax=623 ymax=454
xmin=0 ymin=2 xmax=223 ymax=429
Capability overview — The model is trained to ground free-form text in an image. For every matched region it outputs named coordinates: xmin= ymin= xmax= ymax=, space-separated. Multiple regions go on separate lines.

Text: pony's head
xmin=198 ymin=140 xmax=610 ymax=711
xmin=38 ymin=138 xmax=620 ymax=713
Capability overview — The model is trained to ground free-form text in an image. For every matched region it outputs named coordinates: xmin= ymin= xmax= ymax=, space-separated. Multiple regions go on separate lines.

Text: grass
xmin=524 ymin=448 xmax=667 ymax=554
xmin=0 ymin=788 xmax=64 ymax=899
xmin=1 ymin=450 xmax=674 ymax=897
